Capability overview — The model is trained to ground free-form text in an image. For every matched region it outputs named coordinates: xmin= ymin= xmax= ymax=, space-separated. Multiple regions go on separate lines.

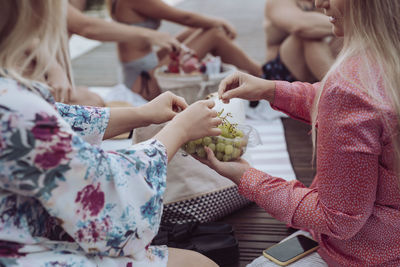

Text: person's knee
xmin=167 ymin=248 xmax=218 ymax=267
xmin=206 ymin=27 xmax=230 ymax=42
xmin=70 ymin=86 xmax=105 ymax=107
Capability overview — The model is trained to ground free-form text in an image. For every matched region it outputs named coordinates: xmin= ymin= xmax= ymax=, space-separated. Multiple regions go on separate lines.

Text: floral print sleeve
xmin=0 ymin=78 xmax=168 ymax=267
xmin=55 ymin=103 xmax=109 ymax=146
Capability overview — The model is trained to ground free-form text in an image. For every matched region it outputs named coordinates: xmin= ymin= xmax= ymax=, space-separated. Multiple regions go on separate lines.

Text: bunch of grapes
xmin=183 ymin=110 xmax=249 ymax=161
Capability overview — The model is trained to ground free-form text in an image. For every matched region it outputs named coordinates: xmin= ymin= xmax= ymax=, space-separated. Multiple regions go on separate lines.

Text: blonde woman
xmin=201 ymin=0 xmax=400 ymax=266
xmin=107 ymin=0 xmax=263 ymax=100
xmin=0 ymin=0 xmax=220 ymax=266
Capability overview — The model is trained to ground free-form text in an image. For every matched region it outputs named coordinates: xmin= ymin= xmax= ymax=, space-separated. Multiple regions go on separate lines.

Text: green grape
xmin=196 ymin=147 xmax=206 ymax=158
xmin=216 ymin=136 xmax=224 ymax=144
xmin=224 ymin=144 xmax=233 ymax=155
xmin=202 ymin=136 xmax=212 ymax=146
xmin=224 ymin=139 xmax=234 ymax=145
xmin=194 ymin=138 xmax=203 ymax=145
xmin=187 ymin=141 xmax=196 ymax=150
xmin=186 ymin=145 xmax=196 ymax=154
xmin=212 ymin=136 xmax=219 ymax=143
xmin=216 ymin=142 xmax=226 ymax=152
xmin=235 ymin=130 xmax=244 ymax=138
xmin=220 ymin=126 xmax=230 ymax=138
xmin=233 ymin=139 xmax=242 ymax=148
xmin=216 ymin=152 xmax=224 ymax=161
xmin=232 ymin=148 xmax=241 ymax=159
xmin=223 ymin=154 xmax=232 ymax=162
xmin=207 ymin=143 xmax=216 ymax=152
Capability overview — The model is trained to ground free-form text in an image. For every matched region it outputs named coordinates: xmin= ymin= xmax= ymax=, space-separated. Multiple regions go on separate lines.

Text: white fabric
xmin=246 ymin=100 xmax=288 ymax=121
xmin=247 ymin=231 xmax=328 ymax=267
xmin=246 ymin=118 xmax=296 ymax=181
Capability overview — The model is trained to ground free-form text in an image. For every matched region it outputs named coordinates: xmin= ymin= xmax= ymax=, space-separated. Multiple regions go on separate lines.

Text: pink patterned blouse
xmin=239 ymin=57 xmax=400 ymax=266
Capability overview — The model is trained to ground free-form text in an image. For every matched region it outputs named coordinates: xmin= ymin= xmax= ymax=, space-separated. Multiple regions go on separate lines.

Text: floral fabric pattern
xmin=0 ymin=77 xmax=168 ymax=266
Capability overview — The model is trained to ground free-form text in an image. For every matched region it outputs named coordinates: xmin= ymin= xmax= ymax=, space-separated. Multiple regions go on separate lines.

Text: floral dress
xmin=0 ymin=76 xmax=169 ymax=267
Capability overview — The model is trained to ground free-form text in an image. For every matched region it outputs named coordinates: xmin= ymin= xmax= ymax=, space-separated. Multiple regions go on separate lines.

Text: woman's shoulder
xmin=322 ymin=56 xmax=394 ymax=120
xmin=325 ymin=57 xmax=384 ymax=99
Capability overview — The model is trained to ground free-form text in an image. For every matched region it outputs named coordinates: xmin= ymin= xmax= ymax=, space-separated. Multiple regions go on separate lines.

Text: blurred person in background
xmin=44 ymin=1 xmax=181 ymax=106
xmin=107 ymin=0 xmax=264 ymax=100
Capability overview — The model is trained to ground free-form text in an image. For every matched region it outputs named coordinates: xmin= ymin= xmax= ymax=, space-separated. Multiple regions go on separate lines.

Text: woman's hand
xmin=46 ymin=64 xmax=75 ymax=103
xmin=141 ymin=91 xmax=188 ymax=124
xmin=154 ymin=99 xmax=222 ymax=161
xmin=197 ymin=146 xmax=251 ymax=185
xmin=171 ymin=99 xmax=222 ymax=142
xmin=149 ymin=31 xmax=181 ymax=54
xmin=218 ymin=71 xmax=276 ymax=104
xmin=213 ymin=19 xmax=237 ymax=39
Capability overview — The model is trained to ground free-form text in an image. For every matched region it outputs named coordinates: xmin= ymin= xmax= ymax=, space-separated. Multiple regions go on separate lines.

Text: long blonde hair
xmin=0 ymin=0 xmax=72 ymax=89
xmin=311 ymin=0 xmax=400 ymax=175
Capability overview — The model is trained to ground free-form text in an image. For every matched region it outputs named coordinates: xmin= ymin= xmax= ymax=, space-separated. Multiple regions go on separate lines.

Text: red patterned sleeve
xmin=271 ymin=81 xmax=321 ymax=124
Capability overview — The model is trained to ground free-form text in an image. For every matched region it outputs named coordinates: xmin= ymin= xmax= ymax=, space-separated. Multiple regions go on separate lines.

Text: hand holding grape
xmin=154 ymin=99 xmax=222 ymax=162
xmin=172 ymin=99 xmax=222 ymax=142
xmin=197 ymin=146 xmax=251 ymax=185
xmin=142 ymin=91 xmax=188 ymax=124
xmin=218 ymin=71 xmax=276 ymax=104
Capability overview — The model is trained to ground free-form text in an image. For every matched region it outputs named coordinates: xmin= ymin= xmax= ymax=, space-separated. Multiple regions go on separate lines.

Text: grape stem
xmin=217 ymin=108 xmax=239 ymax=136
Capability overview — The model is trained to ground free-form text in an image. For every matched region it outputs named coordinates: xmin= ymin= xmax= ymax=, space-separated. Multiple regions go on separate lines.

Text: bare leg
xmin=69 ymin=86 xmax=106 ymax=107
xmin=167 ymin=248 xmax=218 ymax=267
xmin=279 ymin=34 xmax=315 ymax=82
xmin=186 ymin=28 xmax=262 ymax=77
xmin=303 ymin=39 xmax=335 ymax=81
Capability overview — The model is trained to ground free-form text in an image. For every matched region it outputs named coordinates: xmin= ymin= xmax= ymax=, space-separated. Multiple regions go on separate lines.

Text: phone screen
xmin=264 ymin=235 xmax=319 ymax=263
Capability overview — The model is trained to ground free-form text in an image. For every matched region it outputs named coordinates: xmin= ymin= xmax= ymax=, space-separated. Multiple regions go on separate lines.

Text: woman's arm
xmin=218 ymin=72 xmax=320 ymax=124
xmin=56 ymin=91 xmax=188 ymax=145
xmin=123 ymin=0 xmax=236 ymax=38
xmin=271 ymin=81 xmax=320 ymax=124
xmin=67 ymin=4 xmax=179 ymax=50
xmin=240 ymin=83 xmax=381 ymax=239
xmin=1 ymin=89 xmax=169 ymax=258
xmin=212 ymin=77 xmax=382 ymax=240
xmin=266 ymin=0 xmax=332 ymax=39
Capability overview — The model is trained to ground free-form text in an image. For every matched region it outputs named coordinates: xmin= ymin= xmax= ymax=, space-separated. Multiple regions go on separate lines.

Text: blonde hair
xmin=311 ymin=0 xmax=400 ymax=175
xmin=0 ymin=0 xmax=72 ymax=89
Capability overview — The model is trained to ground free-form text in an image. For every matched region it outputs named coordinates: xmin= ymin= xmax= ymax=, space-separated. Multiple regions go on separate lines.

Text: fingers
xmin=61 ymin=87 xmax=69 ymax=103
xmin=220 ymin=85 xmax=246 ymax=103
xmin=208 ymin=127 xmax=222 ymax=137
xmin=203 ymin=99 xmax=216 ymax=109
xmin=53 ymin=86 xmax=61 ymax=102
xmin=218 ymin=73 xmax=244 ymax=103
xmin=204 ymin=146 xmax=221 ymax=166
xmin=172 ymin=95 xmax=188 ymax=111
xmin=218 ymin=72 xmax=240 ymax=96
xmin=171 ymin=39 xmax=182 ymax=54
xmin=211 ymin=117 xmax=222 ymax=127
